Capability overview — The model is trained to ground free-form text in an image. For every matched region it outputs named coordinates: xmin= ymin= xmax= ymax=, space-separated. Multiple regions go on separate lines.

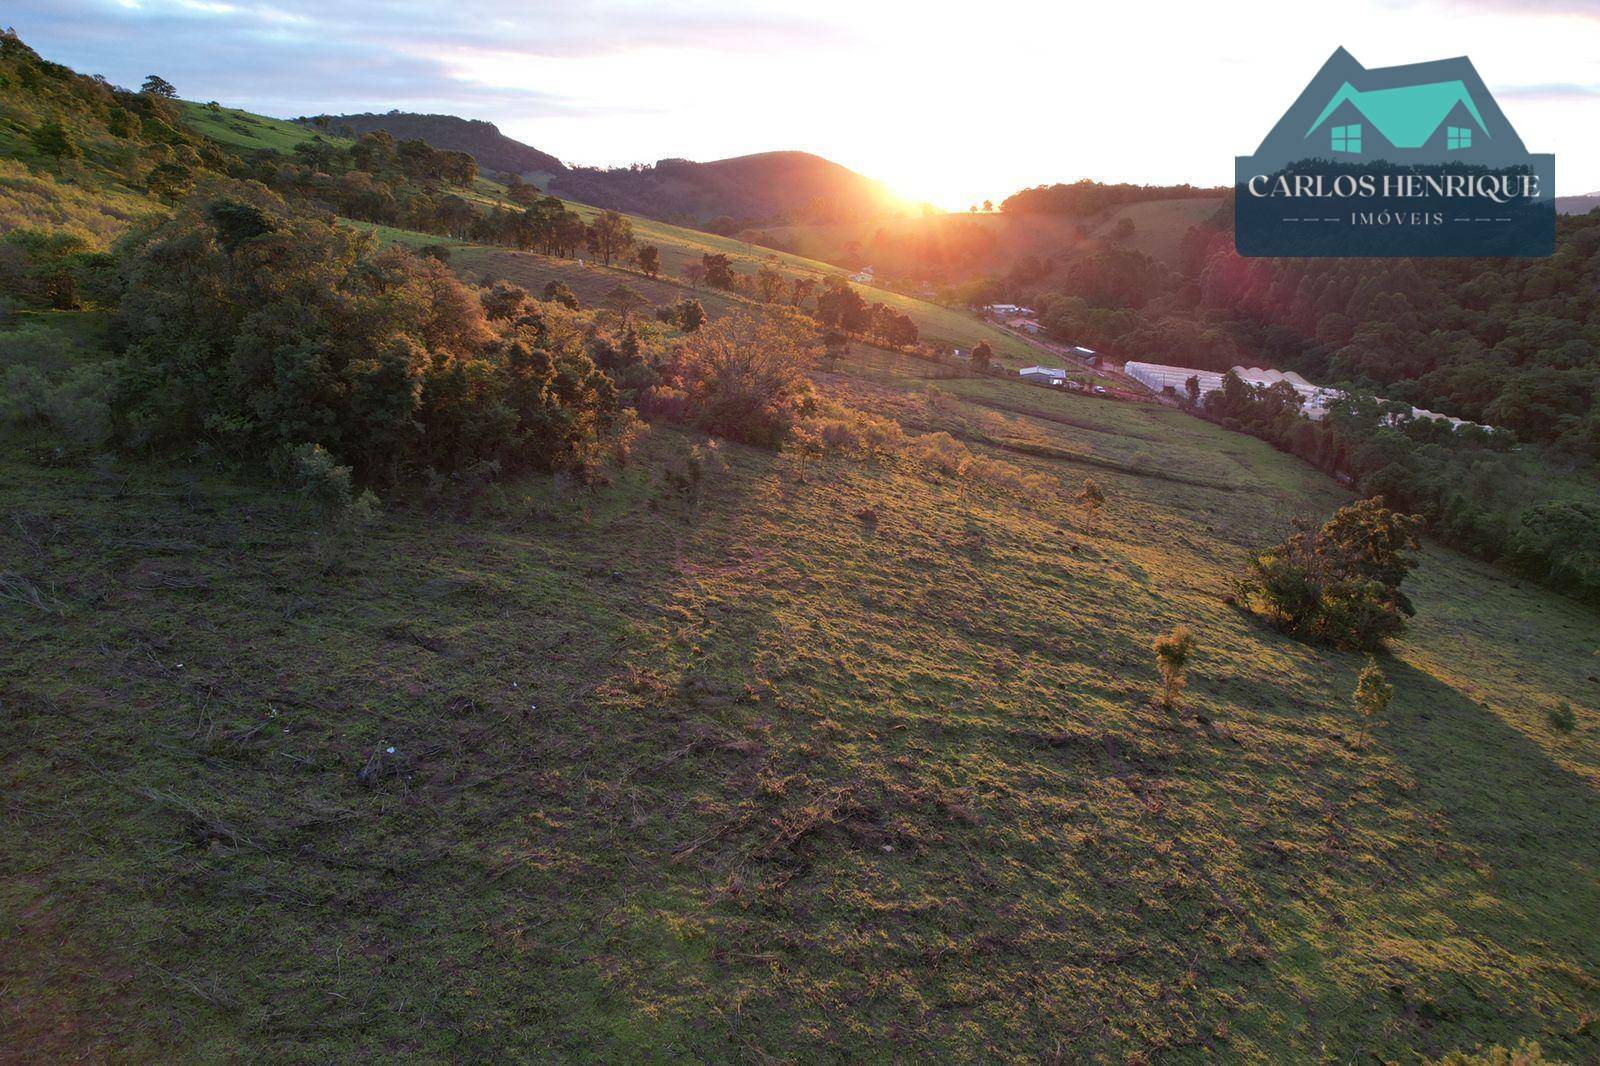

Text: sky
xmin=8 ymin=0 xmax=1600 ymax=208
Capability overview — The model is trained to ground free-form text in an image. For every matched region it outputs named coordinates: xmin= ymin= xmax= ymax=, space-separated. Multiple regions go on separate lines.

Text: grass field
xmin=3 ymin=311 xmax=1596 ymax=1062
xmin=178 ymin=102 xmax=352 ymax=153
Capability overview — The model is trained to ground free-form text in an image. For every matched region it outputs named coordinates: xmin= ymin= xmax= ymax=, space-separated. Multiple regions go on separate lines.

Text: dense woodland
xmin=1002 ymin=180 xmax=1225 ymax=217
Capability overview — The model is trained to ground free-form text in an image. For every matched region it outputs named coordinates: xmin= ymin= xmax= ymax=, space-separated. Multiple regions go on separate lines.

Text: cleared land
xmin=3 ymin=312 xmax=1597 ymax=1061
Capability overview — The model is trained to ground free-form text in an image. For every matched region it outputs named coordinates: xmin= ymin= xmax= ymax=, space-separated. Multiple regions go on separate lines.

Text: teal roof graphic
xmin=1246 ymin=48 xmax=1532 ymax=166
xmin=1306 ymin=80 xmax=1487 ymax=148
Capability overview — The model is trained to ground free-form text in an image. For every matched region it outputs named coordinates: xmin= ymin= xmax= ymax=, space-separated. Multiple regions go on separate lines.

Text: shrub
xmin=792 ymin=400 xmax=906 ymax=457
xmin=1 ymin=360 xmax=116 ymax=445
xmin=1352 ymin=658 xmax=1393 ymax=747
xmin=1428 ymin=1039 xmax=1562 ymax=1065
xmin=1077 ymin=477 xmax=1105 ymax=526
xmin=1153 ymin=626 xmax=1196 ymax=711
xmin=1546 ymin=701 xmax=1576 ymax=734
xmin=542 ymin=280 xmax=579 ymax=309
xmin=647 ymin=311 xmax=818 ymax=448
xmin=1240 ymin=498 xmax=1423 ymax=650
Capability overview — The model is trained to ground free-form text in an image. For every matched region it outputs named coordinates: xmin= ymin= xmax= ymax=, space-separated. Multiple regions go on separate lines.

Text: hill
xmin=306 ymin=112 xmax=906 ymax=227
xmin=6 ymin=308 xmax=1599 ymax=1061
xmin=1557 ymin=192 xmax=1600 ymax=215
xmin=548 ymin=150 xmax=911 ymax=227
xmin=310 ymin=111 xmax=565 ymax=177
xmin=4 ymin=30 xmax=1598 ymax=1061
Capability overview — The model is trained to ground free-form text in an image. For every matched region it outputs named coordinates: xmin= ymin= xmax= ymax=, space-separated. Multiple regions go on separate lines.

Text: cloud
xmin=3 ymin=0 xmax=844 ymax=118
xmin=1494 ymin=82 xmax=1600 ymax=102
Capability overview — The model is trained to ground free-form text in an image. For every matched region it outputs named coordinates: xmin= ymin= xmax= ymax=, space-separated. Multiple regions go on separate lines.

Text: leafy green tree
xmin=755 ymin=263 xmax=786 ymax=303
xmin=28 ymin=120 xmax=78 ymax=170
xmin=588 ymin=210 xmax=634 ymax=266
xmin=1241 ymin=498 xmax=1423 ymax=650
xmin=112 ymin=189 xmax=625 ymax=483
xmin=701 ymin=253 xmax=735 ymax=289
xmin=140 ymin=74 xmax=177 ymax=98
xmin=636 ymin=244 xmax=660 ymax=279
xmin=970 ymin=341 xmax=993 ymax=372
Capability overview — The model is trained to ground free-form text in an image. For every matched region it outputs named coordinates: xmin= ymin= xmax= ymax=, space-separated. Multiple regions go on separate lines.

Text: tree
xmin=702 ymin=253 xmax=735 ymax=289
xmin=970 ymin=341 xmax=993 ymax=373
xmin=27 ymin=121 xmax=78 ymax=171
xmin=1076 ymin=477 xmax=1105 ymax=527
xmin=755 ymin=263 xmax=786 ymax=303
xmin=1153 ymin=626 xmax=1197 ymax=711
xmin=1352 ymin=658 xmax=1393 ymax=747
xmin=636 ymin=244 xmax=660 ymax=279
xmin=588 ymin=210 xmax=634 ymax=266
xmin=1240 ymin=498 xmax=1423 ymax=650
xmin=684 ymin=263 xmax=706 ymax=289
xmin=145 ymin=161 xmax=194 ymax=200
xmin=982 ymin=199 xmax=994 ymax=212
xmin=1184 ymin=374 xmax=1201 ymax=408
xmin=822 ymin=330 xmax=848 ymax=370
xmin=141 ymin=74 xmax=177 ymax=98
xmin=816 ymin=278 xmax=869 ymax=335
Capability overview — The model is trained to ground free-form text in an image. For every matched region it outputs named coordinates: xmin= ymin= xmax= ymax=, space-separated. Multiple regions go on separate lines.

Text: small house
xmin=1019 ymin=365 xmax=1067 ymax=386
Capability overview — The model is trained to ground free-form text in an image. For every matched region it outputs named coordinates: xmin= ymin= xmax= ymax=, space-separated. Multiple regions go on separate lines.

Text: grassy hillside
xmin=177 ymin=101 xmax=352 ymax=153
xmin=4 ymin=311 xmax=1598 ymax=1061
xmin=372 ymin=180 xmax=1046 ymax=367
xmin=312 ymin=111 xmax=564 ymax=177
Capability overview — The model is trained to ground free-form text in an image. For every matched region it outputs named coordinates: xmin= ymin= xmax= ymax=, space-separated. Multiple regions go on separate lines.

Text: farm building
xmin=1019 ymin=365 xmax=1068 ymax=386
xmin=1125 ymin=362 xmax=1339 ymax=417
xmin=984 ymin=303 xmax=1036 ymax=317
xmin=1125 ymin=361 xmax=1491 ymax=429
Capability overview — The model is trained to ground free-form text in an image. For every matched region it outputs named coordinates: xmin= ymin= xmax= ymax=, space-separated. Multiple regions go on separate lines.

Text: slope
xmin=548 ymin=150 xmax=911 ymax=226
xmin=3 ymin=313 xmax=1597 ymax=1062
xmin=312 ymin=111 xmax=565 ymax=177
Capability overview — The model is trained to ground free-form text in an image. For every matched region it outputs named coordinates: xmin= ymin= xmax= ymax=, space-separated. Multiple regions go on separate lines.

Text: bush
xmin=1352 ymin=658 xmax=1393 ymax=747
xmin=792 ymin=399 xmax=906 ymax=457
xmin=287 ymin=442 xmax=376 ymax=525
xmin=1546 ymin=701 xmax=1576 ymax=734
xmin=1 ymin=360 xmax=116 ymax=445
xmin=646 ymin=311 xmax=818 ymax=448
xmin=1240 ymin=498 xmax=1423 ymax=650
xmin=1153 ymin=626 xmax=1196 ymax=711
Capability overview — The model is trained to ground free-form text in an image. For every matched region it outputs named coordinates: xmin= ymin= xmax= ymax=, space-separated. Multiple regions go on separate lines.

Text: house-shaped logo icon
xmin=1235 ymin=48 xmax=1553 ymax=257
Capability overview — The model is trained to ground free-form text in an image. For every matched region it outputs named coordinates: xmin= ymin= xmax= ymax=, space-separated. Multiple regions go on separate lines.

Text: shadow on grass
xmin=1378 ymin=656 xmax=1600 ymax=1055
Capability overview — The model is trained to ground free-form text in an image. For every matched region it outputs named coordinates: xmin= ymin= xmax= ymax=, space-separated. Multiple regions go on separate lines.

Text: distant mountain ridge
xmin=312 ymin=112 xmax=906 ymax=226
xmin=1557 ymin=192 xmax=1600 ymax=215
xmin=550 ymin=150 xmax=908 ymax=226
xmin=312 ymin=112 xmax=566 ymax=177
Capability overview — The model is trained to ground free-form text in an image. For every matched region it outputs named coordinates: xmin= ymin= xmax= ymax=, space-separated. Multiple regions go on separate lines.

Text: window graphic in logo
xmin=1236 ymin=49 xmax=1554 ymax=257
